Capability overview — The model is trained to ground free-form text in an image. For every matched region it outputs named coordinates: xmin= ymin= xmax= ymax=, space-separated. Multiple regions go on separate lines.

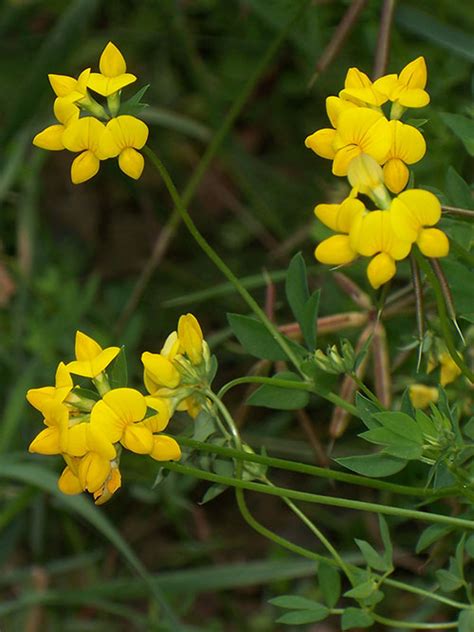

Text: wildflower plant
xmin=26 ymin=35 xmax=474 ymax=632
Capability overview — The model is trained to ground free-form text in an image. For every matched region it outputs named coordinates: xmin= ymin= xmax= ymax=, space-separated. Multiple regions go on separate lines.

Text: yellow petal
xmin=121 ymin=422 xmax=154 ymax=454
xmin=76 ymin=68 xmax=91 ymax=94
xmin=178 ymin=313 xmax=203 ymax=364
xmin=348 ymin=153 xmax=384 ymax=192
xmin=304 ymin=128 xmax=336 ymax=159
xmin=75 ymin=330 xmax=102 ymax=360
xmin=325 ymin=96 xmax=357 ymax=128
xmin=54 ymin=98 xmax=80 ymax=126
xmin=29 ymin=427 xmax=61 ymax=454
xmin=367 ymin=253 xmax=396 ymax=289
xmin=99 ymin=42 xmax=127 ymax=77
xmin=340 ymin=69 xmax=387 ymax=106
xmin=399 ymin=57 xmax=427 ymax=90
xmin=351 ymin=210 xmax=410 ymax=260
xmin=335 ymin=108 xmax=383 ymax=146
xmin=409 ymin=384 xmax=439 ymax=409
xmin=87 ymin=73 xmax=137 ymax=97
xmin=383 ymin=158 xmax=409 ymax=194
xmin=90 ymin=399 xmax=124 ymax=443
xmin=78 ymin=452 xmax=111 ymax=493
xmin=358 ymin=116 xmax=392 ymax=163
xmin=62 ymin=117 xmax=107 ymax=153
xmin=94 ymin=467 xmax=121 ymax=505
xmin=332 ymin=144 xmax=361 ymax=176
xmin=388 ymin=120 xmax=426 ymax=163
xmin=439 ymin=352 xmax=462 ymax=386
xmin=58 ymin=466 xmax=83 ymax=494
xmin=314 ymin=203 xmax=340 ymax=231
xmin=141 ymin=352 xmax=181 ymax=389
xmin=26 ymin=386 xmax=55 ymax=413
xmin=391 ymin=189 xmax=441 ymax=242
xmin=60 ymin=423 xmax=88 ymax=457
xmin=118 ymin=148 xmax=144 ymax=179
xmin=149 ymin=435 xmax=181 ymax=461
xmin=48 ymin=74 xmax=77 ymax=97
xmin=101 ymin=388 xmax=147 ymax=424
xmin=161 ymin=331 xmax=180 ymax=359
xmin=315 ymin=235 xmax=358 ymax=265
xmin=397 ymin=88 xmax=430 ymax=108
xmin=86 ymin=424 xmax=116 ymax=460
xmin=33 ymin=125 xmax=65 ymax=151
xmin=144 ymin=397 xmax=172 ymax=433
xmin=107 ymin=116 xmax=149 ymax=150
xmin=70 ymin=150 xmax=99 ymax=184
xmin=417 ymin=228 xmax=449 ymax=258
xmin=373 ymin=74 xmax=398 ymax=99
xmin=90 ymin=348 xmax=121 ymax=376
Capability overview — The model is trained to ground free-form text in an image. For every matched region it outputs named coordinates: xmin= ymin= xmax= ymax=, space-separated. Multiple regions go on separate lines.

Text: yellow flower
xmin=88 ymin=42 xmax=137 ymax=97
xmin=409 ymin=384 xmax=439 ymax=409
xmin=383 ymin=121 xmax=426 ymax=193
xmin=350 ymin=210 xmax=412 ymax=288
xmin=374 ymin=57 xmax=429 ymax=109
xmin=439 ymin=352 xmax=462 ymax=387
xmin=32 ymin=98 xmax=80 ymax=151
xmin=339 ymin=67 xmax=387 ymax=107
xmin=314 ymin=197 xmax=365 ymax=265
xmin=26 ymin=362 xmax=73 ymax=415
xmin=177 ymin=313 xmax=204 ymax=365
xmin=90 ymin=388 xmax=154 ymax=454
xmin=62 ymin=117 xmax=112 ymax=183
xmin=306 ymin=108 xmax=392 ymax=176
xmin=390 ymin=190 xmax=449 ymax=257
xmin=48 ymin=68 xmax=91 ymax=103
xmin=100 ymin=115 xmax=149 ymax=179
xmin=325 ymin=96 xmax=358 ymax=128
xmin=66 ymin=330 xmax=120 ymax=378
xmin=28 ymin=402 xmax=93 ymax=457
xmin=93 ymin=464 xmax=122 ymax=505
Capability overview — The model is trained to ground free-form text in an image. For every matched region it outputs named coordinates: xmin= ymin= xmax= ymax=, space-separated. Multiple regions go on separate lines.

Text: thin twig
xmin=373 ymin=0 xmax=396 ymax=79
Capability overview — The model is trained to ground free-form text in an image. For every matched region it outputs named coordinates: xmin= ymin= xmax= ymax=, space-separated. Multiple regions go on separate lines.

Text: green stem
xmin=351 ymin=374 xmax=383 ymax=408
xmin=414 ymin=250 xmax=473 ymax=382
xmin=217 ymin=376 xmax=359 ymax=416
xmin=160 ymin=461 xmax=474 ymax=530
xmin=177 ymin=437 xmax=460 ymax=499
xmin=144 ymin=146 xmax=303 ymax=375
xmin=372 ymin=613 xmax=457 ymax=629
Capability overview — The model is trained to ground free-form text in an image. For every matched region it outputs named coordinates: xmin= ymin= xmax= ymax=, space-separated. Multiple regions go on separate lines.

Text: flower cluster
xmin=27 ymin=314 xmax=211 ymax=504
xmin=306 ymin=58 xmax=449 ymax=289
xmin=33 ymin=42 xmax=149 ymax=184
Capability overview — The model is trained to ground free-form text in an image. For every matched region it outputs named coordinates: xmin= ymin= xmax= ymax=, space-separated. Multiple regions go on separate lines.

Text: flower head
xmin=314 ymin=197 xmax=365 ymax=265
xmin=383 ymin=121 xmax=426 ymax=193
xmin=88 ymin=42 xmax=137 ymax=97
xmin=374 ymin=57 xmax=429 ymax=109
xmin=62 ymin=117 xmax=112 ymax=183
xmin=66 ymin=331 xmax=120 ymax=378
xmin=101 ymin=115 xmax=149 ymax=179
xmin=339 ymin=67 xmax=387 ymax=107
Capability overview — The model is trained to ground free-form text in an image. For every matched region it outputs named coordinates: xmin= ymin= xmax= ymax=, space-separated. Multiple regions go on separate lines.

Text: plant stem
xmin=415 ymin=250 xmax=473 ymax=382
xmin=217 ymin=376 xmax=359 ymax=416
xmin=177 ymin=437 xmax=460 ymax=499
xmin=160 ymin=461 xmax=474 ymax=530
xmin=144 ymin=146 xmax=304 ymax=375
xmin=372 ymin=613 xmax=457 ymax=629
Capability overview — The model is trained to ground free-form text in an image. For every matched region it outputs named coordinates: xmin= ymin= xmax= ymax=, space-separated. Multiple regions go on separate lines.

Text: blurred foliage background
xmin=0 ymin=0 xmax=473 ymax=630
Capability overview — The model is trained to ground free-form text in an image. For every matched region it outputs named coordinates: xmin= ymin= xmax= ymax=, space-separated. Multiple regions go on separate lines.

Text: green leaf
xmin=463 ymin=417 xmax=474 ymax=440
xmin=416 ymin=523 xmax=453 ymax=554
xmin=269 ymin=595 xmax=325 ymax=610
xmin=285 ymin=253 xmax=309 ymax=325
xmin=247 ymin=371 xmax=310 ymax=410
xmin=355 ymin=540 xmax=390 ymax=572
xmin=466 ymin=535 xmax=474 ymax=558
xmin=276 ymin=607 xmax=329 ymax=625
xmin=359 ymin=428 xmax=423 ymax=460
xmin=301 ymin=290 xmax=320 ymax=350
xmin=119 ymin=84 xmax=150 ymax=116
xmin=344 ymin=580 xmax=377 ymax=600
xmin=227 ymin=313 xmax=302 ymax=361
xmin=355 ymin=393 xmax=384 ymax=430
xmin=445 ymin=166 xmax=474 ymax=210
xmin=192 ymin=411 xmax=217 ymax=442
xmin=372 ymin=412 xmax=423 ymax=444
xmin=317 ymin=561 xmax=340 ymax=609
xmin=435 ymin=569 xmax=464 ymax=592
xmin=108 ymin=346 xmax=128 ymax=389
xmin=341 ymin=607 xmax=374 ymax=630
xmin=336 ymin=453 xmax=407 ymax=478
xmin=200 ymin=484 xmax=227 ymax=504
xmin=458 ymin=609 xmax=474 ymax=632
xmin=378 ymin=516 xmax=393 ymax=568
xmin=440 ymin=113 xmax=474 ymax=156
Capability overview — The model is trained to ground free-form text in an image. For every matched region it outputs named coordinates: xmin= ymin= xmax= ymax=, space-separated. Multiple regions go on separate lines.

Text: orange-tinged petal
xmin=58 ymin=466 xmax=83 ymax=494
xmin=383 ymin=158 xmax=409 ymax=194
xmin=417 ymin=228 xmax=449 ymax=258
xmin=141 ymin=352 xmax=181 ymax=389
xmin=87 ymin=73 xmax=137 ymax=97
xmin=29 ymin=427 xmax=61 ymax=454
xmin=78 ymin=452 xmax=111 ymax=493
xmin=305 ymin=128 xmax=336 ymax=159
xmin=118 ymin=148 xmax=144 ymax=179
xmin=99 ymin=42 xmax=127 ymax=77
xmin=399 ymin=57 xmax=427 ymax=90
xmin=178 ymin=313 xmax=203 ymax=365
xmin=367 ymin=253 xmax=396 ymax=289
xmin=149 ymin=435 xmax=181 ymax=461
xmin=315 ymin=235 xmax=357 ymax=265
xmin=33 ymin=125 xmax=65 ymax=151
xmin=121 ymin=422 xmax=154 ymax=454
xmin=107 ymin=116 xmax=149 ymax=150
